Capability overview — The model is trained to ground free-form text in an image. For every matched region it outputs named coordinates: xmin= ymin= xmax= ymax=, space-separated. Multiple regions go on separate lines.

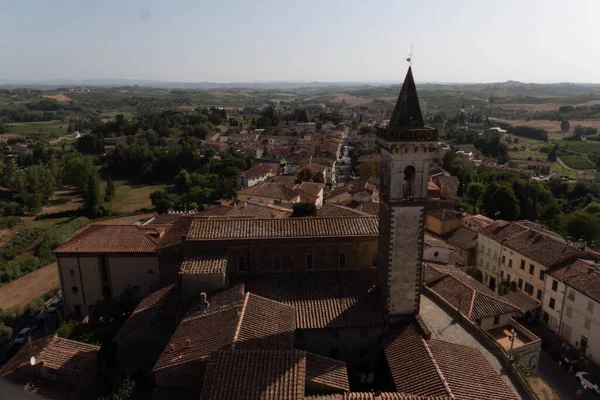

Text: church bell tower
xmin=377 ymin=67 xmax=438 ymax=318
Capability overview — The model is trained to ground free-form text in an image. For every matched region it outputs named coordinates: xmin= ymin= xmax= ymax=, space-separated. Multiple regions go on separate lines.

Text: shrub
xmin=0 ymin=323 xmax=12 ymax=342
xmin=0 ymin=228 xmax=43 ymax=261
xmin=0 ymin=217 xmax=21 ymax=229
xmin=56 ymin=319 xmax=80 ymax=339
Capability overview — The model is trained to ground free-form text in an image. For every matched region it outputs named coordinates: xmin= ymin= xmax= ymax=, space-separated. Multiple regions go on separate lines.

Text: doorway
xmin=489 ymin=277 xmax=496 ymax=291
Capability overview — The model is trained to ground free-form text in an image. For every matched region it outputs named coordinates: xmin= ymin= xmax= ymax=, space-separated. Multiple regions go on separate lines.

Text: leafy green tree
xmin=565 ymin=210 xmax=600 ymax=246
xmin=465 ymin=182 xmax=485 ymax=213
xmin=291 ymin=202 xmax=317 ymax=217
xmin=9 ymin=165 xmax=56 ymax=213
xmin=150 ymin=190 xmax=175 ymax=214
xmin=481 ymin=182 xmax=520 ymax=220
xmin=85 ymin=173 xmax=102 ymax=217
xmin=560 ymin=119 xmax=570 ymax=133
xmin=104 ymin=178 xmax=116 ymax=203
xmin=99 ymin=378 xmax=135 ymax=400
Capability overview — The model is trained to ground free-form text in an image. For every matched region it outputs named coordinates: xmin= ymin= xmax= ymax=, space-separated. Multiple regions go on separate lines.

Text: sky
xmin=1 ymin=0 xmax=599 ymax=84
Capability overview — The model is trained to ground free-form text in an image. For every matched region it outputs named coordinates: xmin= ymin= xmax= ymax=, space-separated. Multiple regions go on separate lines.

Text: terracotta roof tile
xmin=444 ymin=227 xmax=477 ymax=250
xmin=307 ymin=394 xmax=451 ymax=399
xmin=152 ymin=288 xmax=295 ymax=372
xmin=200 ymin=349 xmax=306 ymax=400
xmin=115 ymin=284 xmax=179 ymax=344
xmin=179 ymin=252 xmax=228 ymax=275
xmin=427 ymin=339 xmax=517 ymax=400
xmin=238 ymin=181 xmax=299 ymax=201
xmin=244 ymin=270 xmax=386 ymax=329
xmin=54 ymin=225 xmax=158 ymax=253
xmin=383 ymin=322 xmax=451 ymax=398
xmin=306 ymin=352 xmax=349 ymax=392
xmin=424 ymin=264 xmax=521 ymax=320
xmin=1 ymin=336 xmax=99 ymax=377
xmin=550 ymin=259 xmax=600 ymax=303
xmin=187 ymin=217 xmax=379 ymax=240
xmin=317 ymin=204 xmax=372 ymax=217
xmin=425 ymin=209 xmax=461 ymax=221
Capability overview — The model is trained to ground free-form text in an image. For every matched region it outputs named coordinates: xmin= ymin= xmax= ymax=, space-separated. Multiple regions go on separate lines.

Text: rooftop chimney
xmin=170 ymin=344 xmax=175 ymax=351
xmin=200 ymin=292 xmax=207 ymax=306
xmin=185 ymin=339 xmax=191 ymax=347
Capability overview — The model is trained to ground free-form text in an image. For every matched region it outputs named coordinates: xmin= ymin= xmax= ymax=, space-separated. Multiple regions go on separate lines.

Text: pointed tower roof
xmin=389 ymin=67 xmax=424 ymax=129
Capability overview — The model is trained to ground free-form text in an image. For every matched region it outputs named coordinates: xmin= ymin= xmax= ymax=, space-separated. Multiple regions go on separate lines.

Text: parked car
xmin=576 ymin=371 xmax=600 ymax=394
xmin=46 ymin=297 xmax=63 ymax=313
xmin=14 ymin=327 xmax=31 ymax=345
xmin=560 ymin=356 xmax=579 ymax=372
xmin=28 ymin=312 xmax=46 ymax=331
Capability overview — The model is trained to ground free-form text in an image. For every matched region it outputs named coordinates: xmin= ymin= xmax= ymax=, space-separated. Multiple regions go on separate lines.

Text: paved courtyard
xmin=420 ymin=294 xmax=527 ymax=400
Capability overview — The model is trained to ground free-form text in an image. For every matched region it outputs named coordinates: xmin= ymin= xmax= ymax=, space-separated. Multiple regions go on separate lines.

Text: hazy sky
xmin=1 ymin=0 xmax=599 ymax=83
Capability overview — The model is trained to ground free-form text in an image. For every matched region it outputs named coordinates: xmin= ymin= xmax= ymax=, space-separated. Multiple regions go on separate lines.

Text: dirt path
xmin=556 ymin=157 xmax=575 ymax=171
xmin=0 ymin=263 xmax=59 ymax=310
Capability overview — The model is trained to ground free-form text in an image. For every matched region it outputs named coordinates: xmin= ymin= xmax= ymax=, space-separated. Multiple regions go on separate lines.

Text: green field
xmin=560 ymin=155 xmax=596 ymax=170
xmin=102 ymin=180 xmax=166 ymax=213
xmin=4 ymin=121 xmax=67 ymax=135
xmin=556 ymin=140 xmax=600 ymax=155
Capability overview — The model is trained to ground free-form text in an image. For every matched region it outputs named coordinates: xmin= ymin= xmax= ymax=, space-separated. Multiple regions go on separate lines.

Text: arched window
xmin=403 ymin=165 xmax=416 ymax=197
xmin=71 ymin=286 xmax=79 ymax=295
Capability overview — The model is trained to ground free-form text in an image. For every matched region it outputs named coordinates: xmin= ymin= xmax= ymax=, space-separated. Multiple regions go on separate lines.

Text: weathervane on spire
xmin=406 ymin=44 xmax=413 ymax=67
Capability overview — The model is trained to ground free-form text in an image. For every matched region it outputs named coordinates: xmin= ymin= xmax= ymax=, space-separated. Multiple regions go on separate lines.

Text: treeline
xmin=445 ymin=152 xmax=600 ymax=248
xmin=0 ymin=98 xmax=82 ymax=123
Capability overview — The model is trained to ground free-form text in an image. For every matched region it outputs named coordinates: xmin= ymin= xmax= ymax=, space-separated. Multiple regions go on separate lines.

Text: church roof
xmin=389 ymin=67 xmax=425 ymax=129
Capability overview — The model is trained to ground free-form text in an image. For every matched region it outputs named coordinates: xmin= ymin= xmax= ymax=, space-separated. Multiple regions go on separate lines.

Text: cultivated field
xmin=4 ymin=121 xmax=67 ymax=135
xmin=0 ymin=263 xmax=59 ymax=310
xmin=105 ymin=180 xmax=166 ymax=213
xmin=496 ymin=119 xmax=600 ymax=132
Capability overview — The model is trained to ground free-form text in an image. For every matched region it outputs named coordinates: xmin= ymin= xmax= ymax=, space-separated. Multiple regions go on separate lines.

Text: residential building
xmin=53 ymin=225 xmax=162 ymax=317
xmin=298 ymin=157 xmax=337 ymax=185
xmin=423 ymin=233 xmax=455 ymax=264
xmin=424 ymin=208 xmax=461 ymax=236
xmin=293 ymin=181 xmax=325 ymax=207
xmin=427 ymin=181 xmax=441 ymax=198
xmin=295 ymin=122 xmax=317 ymax=134
xmin=480 ymin=220 xmax=585 ymax=317
xmin=236 ymin=181 xmax=300 ymax=205
xmin=525 ymin=161 xmax=551 ymax=174
xmin=0 ymin=336 xmax=100 ymax=400
xmin=576 ymin=172 xmax=597 ymax=183
xmin=445 ymin=227 xmax=478 ymax=270
xmin=236 ymin=164 xmax=275 ymax=188
xmin=424 ymin=263 xmax=540 ymax=370
xmin=431 ymin=174 xmax=459 ymax=199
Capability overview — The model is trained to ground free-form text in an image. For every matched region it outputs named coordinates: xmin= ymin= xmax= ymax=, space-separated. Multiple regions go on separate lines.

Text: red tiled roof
xmin=306 ymin=352 xmax=349 ymax=392
xmin=0 ymin=336 xmax=99 ymax=377
xmin=424 ymin=264 xmax=521 ymax=320
xmin=445 ymin=227 xmax=477 ymax=250
xmin=317 ymin=204 xmax=372 ymax=217
xmin=54 ymin=225 xmax=158 ymax=253
xmin=187 ymin=217 xmax=379 ymax=240
xmin=237 ymin=165 xmax=273 ymax=178
xmin=307 ymin=394 xmax=450 ymax=400
xmin=383 ymin=323 xmax=450 ymax=398
xmin=153 ymin=288 xmax=295 ymax=372
xmin=200 ymin=349 xmax=306 ymax=400
xmin=237 ymin=181 xmax=299 ymax=201
xmin=179 ymin=252 xmax=228 ymax=275
xmin=425 ymin=209 xmax=461 ymax=221
xmin=550 ymin=259 xmax=600 ymax=303
xmin=427 ymin=339 xmax=518 ymax=400
xmin=295 ymin=182 xmax=325 ymax=197
xmin=115 ymin=284 xmax=179 ymax=344
xmin=244 ymin=270 xmax=386 ymax=329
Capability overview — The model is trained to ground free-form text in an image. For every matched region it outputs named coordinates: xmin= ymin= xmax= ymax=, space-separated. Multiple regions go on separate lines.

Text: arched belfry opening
xmin=403 ymin=165 xmax=416 ymax=198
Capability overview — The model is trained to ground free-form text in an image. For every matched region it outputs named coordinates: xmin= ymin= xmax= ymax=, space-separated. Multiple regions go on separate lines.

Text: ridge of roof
xmin=420 ymin=337 xmax=455 ymax=399
xmin=231 ymin=292 xmax=250 ymax=350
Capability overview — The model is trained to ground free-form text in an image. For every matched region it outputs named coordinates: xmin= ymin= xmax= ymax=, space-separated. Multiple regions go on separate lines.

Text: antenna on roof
xmin=406 ymin=44 xmax=413 ymax=67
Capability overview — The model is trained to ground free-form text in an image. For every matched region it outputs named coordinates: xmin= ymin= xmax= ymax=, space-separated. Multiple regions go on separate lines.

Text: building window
xmin=539 ymin=270 xmax=545 ymax=281
xmin=360 ymin=327 xmax=368 ymax=337
xmin=520 ymin=260 xmax=525 ymax=270
xmin=500 ymin=270 xmax=504 ymax=279
xmin=330 ymin=328 xmax=339 ymax=339
xmin=273 ymin=255 xmax=281 ymax=271
xmin=537 ymin=289 xmax=543 ymax=301
xmin=508 ymin=259 xmax=513 ymax=268
xmin=552 ymin=280 xmax=558 ymax=291
xmin=70 ymin=270 xmax=75 ymax=277
xmin=566 ymin=306 xmax=573 ymax=318
xmin=567 ymin=290 xmax=575 ymax=301
xmin=502 ymin=255 xmax=506 ymax=264
xmin=339 ymin=253 xmax=346 ymax=269
xmin=529 ymin=264 xmax=535 ymax=275
xmin=71 ymin=286 xmax=79 ymax=295
xmin=306 ymin=254 xmax=313 ymax=270
xmin=524 ymin=283 xmax=534 ymax=295
xmin=507 ymin=273 xmax=511 ymax=282
xmin=588 ymin=300 xmax=595 ymax=314
xmin=238 ymin=255 xmax=246 ymax=272
xmin=549 ymin=297 xmax=556 ymax=310
xmin=584 ymin=318 xmax=591 ymax=330
xmin=329 ymin=348 xmax=339 ymax=359
xmin=518 ymin=279 xmax=523 ymax=289
xmin=493 ymin=315 xmax=500 ymax=325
